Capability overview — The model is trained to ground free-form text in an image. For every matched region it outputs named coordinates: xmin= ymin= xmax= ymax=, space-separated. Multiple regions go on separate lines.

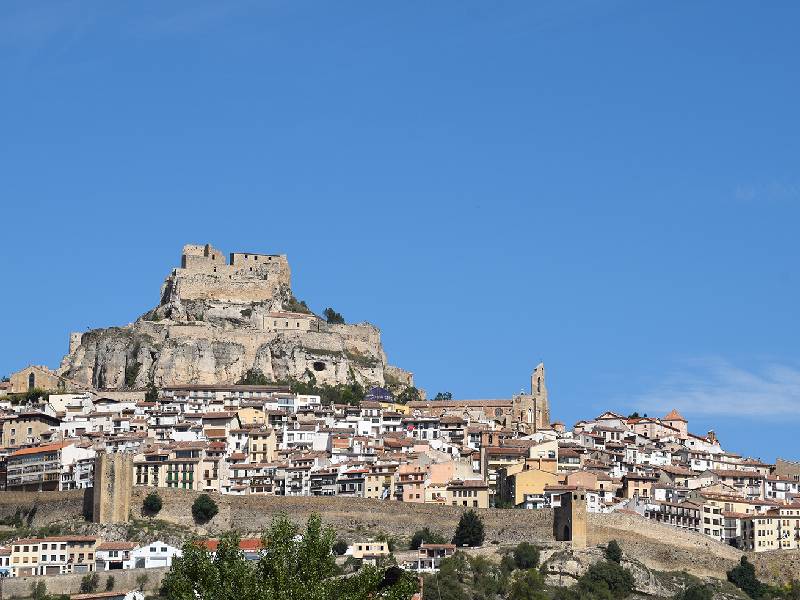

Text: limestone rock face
xmin=59 ymin=244 xmax=413 ymax=391
xmin=541 ymin=547 xmax=700 ymax=598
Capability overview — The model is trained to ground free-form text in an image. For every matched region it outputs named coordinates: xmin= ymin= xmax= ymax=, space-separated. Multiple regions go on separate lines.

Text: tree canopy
xmin=604 ymin=540 xmax=622 ymax=563
xmin=727 ymin=556 xmax=764 ymax=599
xmin=143 ymin=491 xmax=163 ymax=515
xmin=323 ymin=308 xmax=345 ymax=324
xmin=161 ymin=514 xmax=417 ymax=600
xmin=452 ymin=509 xmax=485 ymax=547
xmin=409 ymin=527 xmax=447 ymax=550
xmin=192 ymin=494 xmax=219 ymax=524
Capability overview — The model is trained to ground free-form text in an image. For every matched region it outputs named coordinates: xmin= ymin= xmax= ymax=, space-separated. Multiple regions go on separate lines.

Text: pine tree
xmin=452 ymin=509 xmax=485 ymax=547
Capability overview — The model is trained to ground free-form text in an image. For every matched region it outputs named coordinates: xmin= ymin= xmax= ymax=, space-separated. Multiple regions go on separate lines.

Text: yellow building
xmin=379 ymin=401 xmax=411 ymax=415
xmin=11 ymin=536 xmax=98 ymax=576
xmin=1 ymin=413 xmax=60 ymax=449
xmin=237 ymin=406 xmax=267 ymax=426
xmin=496 ymin=465 xmax=561 ymax=507
xmin=248 ymin=427 xmax=277 ymax=463
xmin=445 ymin=479 xmax=489 ymax=509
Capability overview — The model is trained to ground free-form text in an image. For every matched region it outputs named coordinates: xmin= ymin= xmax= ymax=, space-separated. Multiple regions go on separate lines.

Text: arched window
xmin=28 ymin=372 xmax=35 ymax=390
xmin=527 ymin=408 xmax=533 ymax=424
xmin=537 ymin=377 xmax=541 ymax=393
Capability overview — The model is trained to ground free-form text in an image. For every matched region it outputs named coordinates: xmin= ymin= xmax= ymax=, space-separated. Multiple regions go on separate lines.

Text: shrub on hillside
xmin=79 ymin=573 xmax=99 ymax=594
xmin=727 ymin=556 xmax=764 ymax=599
xmin=410 ymin=527 xmax=447 ymax=550
xmin=143 ymin=491 xmax=163 ymax=515
xmin=677 ymin=583 xmax=713 ymax=600
xmin=512 ymin=542 xmax=540 ymax=569
xmin=605 ymin=539 xmax=623 ymax=563
xmin=192 ymin=494 xmax=219 ymax=524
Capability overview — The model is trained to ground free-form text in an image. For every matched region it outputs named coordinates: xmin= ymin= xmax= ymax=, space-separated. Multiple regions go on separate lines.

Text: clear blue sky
xmin=2 ymin=1 xmax=798 ymax=462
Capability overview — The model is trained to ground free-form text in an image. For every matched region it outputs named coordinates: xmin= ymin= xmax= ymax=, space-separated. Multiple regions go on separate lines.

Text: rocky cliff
xmin=59 ymin=244 xmax=413 ymax=391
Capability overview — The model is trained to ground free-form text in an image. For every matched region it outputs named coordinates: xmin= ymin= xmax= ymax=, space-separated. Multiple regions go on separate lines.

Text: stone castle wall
xmin=2 ymin=490 xmax=798 ymax=584
xmin=2 ymin=566 xmax=167 ymax=597
xmin=163 ymin=243 xmax=291 ymax=305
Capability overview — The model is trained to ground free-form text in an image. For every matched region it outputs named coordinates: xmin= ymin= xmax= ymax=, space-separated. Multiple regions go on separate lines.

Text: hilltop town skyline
xmin=1 ymin=241 xmax=796 ymax=464
xmin=2 ymin=3 xmax=799 ymax=460
xmin=2 ymin=3 xmax=800 ymax=598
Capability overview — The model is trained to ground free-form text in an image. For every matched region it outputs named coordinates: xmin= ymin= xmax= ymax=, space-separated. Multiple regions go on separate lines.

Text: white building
xmin=127 ymin=541 xmax=182 ymax=569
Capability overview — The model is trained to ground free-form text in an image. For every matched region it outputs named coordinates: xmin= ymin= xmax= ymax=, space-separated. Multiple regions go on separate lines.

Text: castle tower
xmin=92 ymin=452 xmax=133 ymax=524
xmin=69 ymin=332 xmax=82 ymax=355
xmin=553 ymin=488 xmax=587 ymax=549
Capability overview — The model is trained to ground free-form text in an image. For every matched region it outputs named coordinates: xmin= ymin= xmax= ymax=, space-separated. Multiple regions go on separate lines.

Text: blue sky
xmin=1 ymin=1 xmax=798 ymax=462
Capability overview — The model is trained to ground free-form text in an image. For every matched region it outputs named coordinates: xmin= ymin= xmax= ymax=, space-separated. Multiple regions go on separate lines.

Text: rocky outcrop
xmin=58 ymin=244 xmax=413 ymax=391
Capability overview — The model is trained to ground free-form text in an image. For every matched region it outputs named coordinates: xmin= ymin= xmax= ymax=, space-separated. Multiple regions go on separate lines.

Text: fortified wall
xmin=3 ymin=490 xmax=797 ymax=584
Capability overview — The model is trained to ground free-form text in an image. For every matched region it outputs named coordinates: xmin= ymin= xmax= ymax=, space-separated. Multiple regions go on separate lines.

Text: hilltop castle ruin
xmin=160 ymin=244 xmax=292 ymax=305
xmin=59 ymin=243 xmax=414 ymax=391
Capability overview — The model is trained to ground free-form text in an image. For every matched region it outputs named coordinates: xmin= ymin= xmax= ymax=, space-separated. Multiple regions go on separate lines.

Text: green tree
xmin=238 ymin=368 xmax=271 ymax=385
xmin=434 ymin=391 xmax=453 ymax=401
xmin=727 ymin=556 xmax=764 ymax=599
xmin=452 ymin=509 xmax=485 ymax=547
xmin=124 ymin=361 xmax=141 ymax=387
xmin=677 ymin=583 xmax=713 ymax=600
xmin=145 ymin=380 xmax=159 ymax=402
xmin=192 ymin=494 xmax=219 ymax=524
xmin=512 ymin=542 xmax=540 ymax=569
xmin=136 ymin=573 xmax=149 ymax=592
xmin=627 ymin=412 xmax=640 ymax=419
xmin=162 ymin=514 xmax=418 ymax=600
xmin=105 ymin=575 xmax=115 ymax=591
xmin=284 ymin=296 xmax=312 ymax=314
xmin=395 ymin=386 xmax=421 ymax=404
xmin=509 ymin=568 xmax=548 ymax=600
xmin=423 ymin=554 xmax=470 ymax=600
xmin=409 ymin=527 xmax=447 ymax=550
xmin=80 ymin=573 xmax=99 ymax=593
xmin=605 ymin=540 xmax=623 ymax=563
xmin=580 ymin=560 xmax=634 ymax=599
xmin=333 ymin=539 xmax=349 ymax=555
xmin=24 ymin=387 xmax=48 ymax=404
xmin=30 ymin=581 xmax=49 ymax=600
xmin=161 ymin=531 xmax=258 ymax=600
xmin=323 ymin=308 xmax=345 ymax=324
xmin=143 ymin=491 xmax=163 ymax=515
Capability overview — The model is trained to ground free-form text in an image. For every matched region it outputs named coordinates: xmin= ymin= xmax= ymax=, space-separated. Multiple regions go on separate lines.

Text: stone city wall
xmin=1 ymin=566 xmax=167 ymax=598
xmin=3 ymin=489 xmax=796 ymax=584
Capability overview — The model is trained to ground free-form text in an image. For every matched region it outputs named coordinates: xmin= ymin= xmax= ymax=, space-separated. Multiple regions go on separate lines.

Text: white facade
xmin=127 ymin=541 xmax=181 ymax=569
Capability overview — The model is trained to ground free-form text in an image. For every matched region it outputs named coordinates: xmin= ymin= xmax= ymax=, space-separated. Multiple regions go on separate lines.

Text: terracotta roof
xmin=663 ymin=409 xmax=687 ymax=422
xmin=13 ymin=535 xmax=97 ymax=544
xmin=97 ymin=541 xmax=138 ymax=551
xmin=711 ymin=469 xmax=765 ymax=479
xmin=10 ymin=442 xmax=71 ymax=457
xmin=198 ymin=538 xmax=263 ymax=552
